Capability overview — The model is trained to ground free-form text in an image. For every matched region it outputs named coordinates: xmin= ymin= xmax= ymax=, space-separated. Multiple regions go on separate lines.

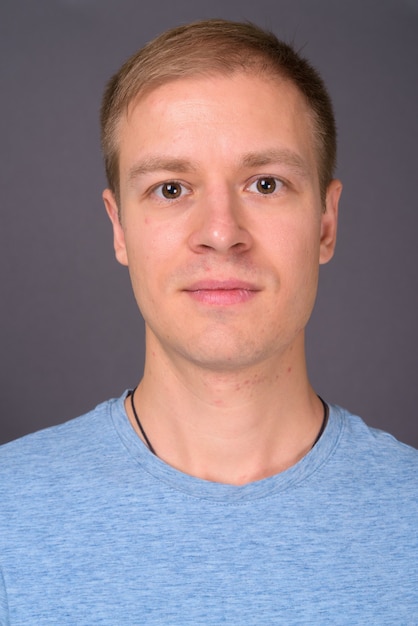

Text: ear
xmin=319 ymin=179 xmax=342 ymax=265
xmin=103 ymin=189 xmax=128 ymax=267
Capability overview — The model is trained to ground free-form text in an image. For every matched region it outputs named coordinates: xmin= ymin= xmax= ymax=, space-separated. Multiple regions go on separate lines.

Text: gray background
xmin=1 ymin=0 xmax=417 ymax=446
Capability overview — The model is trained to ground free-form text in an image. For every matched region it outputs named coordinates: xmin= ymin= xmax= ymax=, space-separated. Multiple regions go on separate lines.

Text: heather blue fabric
xmin=1 ymin=392 xmax=417 ymax=625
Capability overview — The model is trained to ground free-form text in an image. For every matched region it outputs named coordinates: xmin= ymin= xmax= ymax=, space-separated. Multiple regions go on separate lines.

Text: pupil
xmin=257 ymin=178 xmax=276 ymax=193
xmin=162 ymin=183 xmax=180 ymax=198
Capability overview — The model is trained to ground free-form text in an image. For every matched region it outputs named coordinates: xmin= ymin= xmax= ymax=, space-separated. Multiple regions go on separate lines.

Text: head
xmin=100 ymin=19 xmax=337 ymax=209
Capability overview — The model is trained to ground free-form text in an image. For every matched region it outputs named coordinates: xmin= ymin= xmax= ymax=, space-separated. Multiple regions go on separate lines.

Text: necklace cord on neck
xmin=128 ymin=389 xmax=328 ymax=458
xmin=313 ymin=396 xmax=329 ymax=449
xmin=129 ymin=387 xmax=157 ymax=455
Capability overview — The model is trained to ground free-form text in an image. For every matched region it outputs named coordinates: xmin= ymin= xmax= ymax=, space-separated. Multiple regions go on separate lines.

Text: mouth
xmin=184 ymin=280 xmax=261 ymax=305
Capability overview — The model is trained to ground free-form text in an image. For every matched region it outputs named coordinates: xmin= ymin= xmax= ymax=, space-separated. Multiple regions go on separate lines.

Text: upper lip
xmin=184 ymin=280 xmax=261 ymax=291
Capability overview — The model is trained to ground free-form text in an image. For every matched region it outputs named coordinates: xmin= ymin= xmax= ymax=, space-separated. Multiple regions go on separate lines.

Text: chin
xmin=178 ymin=337 xmax=280 ymax=372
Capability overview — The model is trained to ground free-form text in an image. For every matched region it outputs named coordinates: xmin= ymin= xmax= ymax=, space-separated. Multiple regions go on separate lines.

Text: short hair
xmin=101 ymin=19 xmax=337 ymax=203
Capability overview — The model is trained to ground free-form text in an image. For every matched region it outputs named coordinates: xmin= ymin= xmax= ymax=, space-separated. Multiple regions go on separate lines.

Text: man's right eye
xmin=154 ymin=182 xmax=184 ymax=199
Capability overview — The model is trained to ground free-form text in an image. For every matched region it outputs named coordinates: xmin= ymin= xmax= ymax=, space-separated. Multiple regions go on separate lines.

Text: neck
xmin=125 ymin=335 xmax=324 ymax=485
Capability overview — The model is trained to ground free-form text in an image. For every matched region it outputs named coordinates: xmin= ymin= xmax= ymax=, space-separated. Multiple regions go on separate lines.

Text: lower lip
xmin=186 ymin=288 xmax=257 ymax=305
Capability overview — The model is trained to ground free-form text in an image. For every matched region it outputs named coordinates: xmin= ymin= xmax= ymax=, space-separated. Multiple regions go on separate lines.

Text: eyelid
xmin=246 ymin=175 xmax=286 ymax=194
xmin=146 ymin=175 xmax=287 ymax=200
xmin=150 ymin=180 xmax=192 ymax=200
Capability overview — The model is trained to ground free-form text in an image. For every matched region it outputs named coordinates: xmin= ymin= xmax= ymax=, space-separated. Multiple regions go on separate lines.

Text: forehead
xmin=117 ymin=72 xmax=318 ymax=179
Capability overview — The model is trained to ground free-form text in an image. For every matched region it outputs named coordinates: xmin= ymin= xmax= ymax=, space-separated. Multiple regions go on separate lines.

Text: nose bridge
xmin=189 ymin=182 xmax=252 ymax=254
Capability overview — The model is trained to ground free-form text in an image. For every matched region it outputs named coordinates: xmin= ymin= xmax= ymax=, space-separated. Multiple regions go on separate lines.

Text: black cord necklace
xmin=129 ymin=387 xmax=157 ymax=456
xmin=128 ymin=388 xmax=329 ymax=458
xmin=313 ymin=396 xmax=329 ymax=448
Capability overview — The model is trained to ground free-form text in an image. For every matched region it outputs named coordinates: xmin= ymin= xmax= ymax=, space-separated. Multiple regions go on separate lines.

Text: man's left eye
xmin=247 ymin=177 xmax=283 ymax=195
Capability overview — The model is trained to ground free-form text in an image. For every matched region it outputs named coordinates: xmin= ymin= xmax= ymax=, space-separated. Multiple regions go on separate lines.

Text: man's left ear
xmin=319 ymin=179 xmax=342 ymax=265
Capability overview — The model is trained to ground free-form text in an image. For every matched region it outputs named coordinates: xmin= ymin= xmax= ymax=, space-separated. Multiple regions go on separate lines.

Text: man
xmin=1 ymin=19 xmax=417 ymax=625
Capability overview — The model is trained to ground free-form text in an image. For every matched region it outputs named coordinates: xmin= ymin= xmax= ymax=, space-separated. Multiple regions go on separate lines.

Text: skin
xmin=103 ymin=72 xmax=342 ymax=485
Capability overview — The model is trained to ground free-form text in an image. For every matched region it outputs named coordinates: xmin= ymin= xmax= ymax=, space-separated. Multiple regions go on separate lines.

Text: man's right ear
xmin=102 ymin=189 xmax=129 ymax=267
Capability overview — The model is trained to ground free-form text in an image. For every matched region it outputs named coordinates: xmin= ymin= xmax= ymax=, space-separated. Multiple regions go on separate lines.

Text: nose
xmin=187 ymin=188 xmax=253 ymax=255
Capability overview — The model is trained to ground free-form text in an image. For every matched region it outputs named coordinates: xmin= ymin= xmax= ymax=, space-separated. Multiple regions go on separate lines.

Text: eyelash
xmin=246 ymin=176 xmax=285 ymax=196
xmin=149 ymin=176 xmax=286 ymax=201
xmin=151 ymin=181 xmax=190 ymax=201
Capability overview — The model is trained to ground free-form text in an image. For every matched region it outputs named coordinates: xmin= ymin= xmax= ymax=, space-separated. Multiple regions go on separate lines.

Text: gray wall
xmin=1 ymin=0 xmax=417 ymax=446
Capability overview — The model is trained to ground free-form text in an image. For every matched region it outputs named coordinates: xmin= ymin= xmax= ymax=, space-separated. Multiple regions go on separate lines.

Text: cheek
xmin=123 ymin=219 xmax=182 ymax=294
xmin=264 ymin=216 xmax=321 ymax=267
xmin=266 ymin=218 xmax=321 ymax=317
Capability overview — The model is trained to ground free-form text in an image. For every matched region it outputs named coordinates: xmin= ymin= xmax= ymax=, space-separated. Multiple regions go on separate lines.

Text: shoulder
xmin=0 ymin=395 xmax=124 ymax=492
xmin=333 ymin=403 xmax=417 ymax=459
xmin=329 ymin=403 xmax=418 ymax=492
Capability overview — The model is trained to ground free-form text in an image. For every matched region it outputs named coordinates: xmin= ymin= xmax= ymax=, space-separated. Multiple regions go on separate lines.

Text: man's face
xmin=104 ymin=72 xmax=340 ymax=372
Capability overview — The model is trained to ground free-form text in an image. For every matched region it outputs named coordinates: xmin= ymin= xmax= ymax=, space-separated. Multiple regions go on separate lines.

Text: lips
xmin=184 ymin=280 xmax=260 ymax=305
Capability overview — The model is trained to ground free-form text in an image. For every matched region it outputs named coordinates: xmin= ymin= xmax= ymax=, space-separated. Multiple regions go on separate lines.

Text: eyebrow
xmin=128 ymin=157 xmax=197 ymax=181
xmin=128 ymin=148 xmax=311 ymax=182
xmin=240 ymin=149 xmax=311 ymax=178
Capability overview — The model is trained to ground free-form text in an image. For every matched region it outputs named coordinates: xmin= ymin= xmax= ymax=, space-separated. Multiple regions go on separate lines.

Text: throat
xmin=126 ymin=388 xmax=328 ymax=485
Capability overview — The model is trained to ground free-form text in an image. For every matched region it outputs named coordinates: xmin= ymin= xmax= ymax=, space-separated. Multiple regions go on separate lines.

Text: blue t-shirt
xmin=0 ymin=392 xmax=417 ymax=625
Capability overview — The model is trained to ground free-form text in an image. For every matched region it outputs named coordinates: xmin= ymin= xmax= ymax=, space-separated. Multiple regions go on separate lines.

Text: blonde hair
xmin=101 ymin=19 xmax=337 ymax=202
